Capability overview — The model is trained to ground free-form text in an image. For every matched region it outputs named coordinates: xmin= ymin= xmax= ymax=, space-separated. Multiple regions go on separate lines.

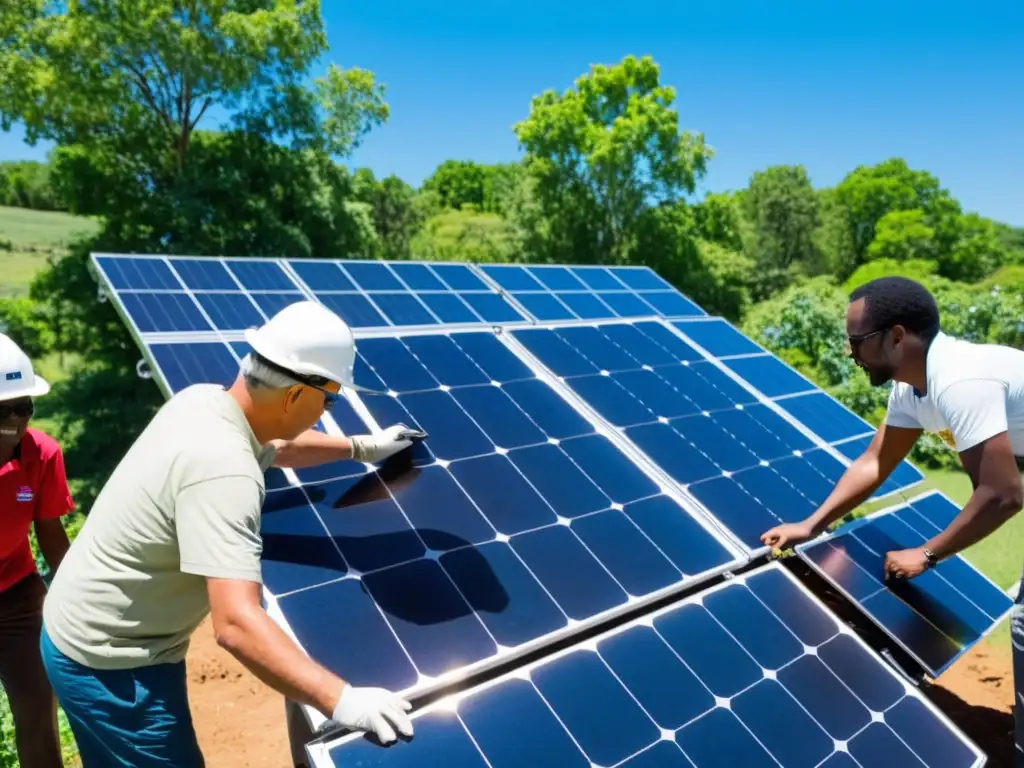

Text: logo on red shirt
xmin=15 ymin=486 xmax=33 ymax=503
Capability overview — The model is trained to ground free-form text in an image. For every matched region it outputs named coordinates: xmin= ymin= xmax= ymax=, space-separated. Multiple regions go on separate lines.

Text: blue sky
xmin=3 ymin=0 xmax=1022 ymax=224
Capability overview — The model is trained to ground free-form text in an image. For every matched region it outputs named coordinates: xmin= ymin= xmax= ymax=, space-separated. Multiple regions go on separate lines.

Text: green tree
xmin=634 ymin=202 xmax=753 ymax=321
xmin=0 ymin=1 xmax=389 ymax=512
xmin=352 ymin=169 xmax=424 ymax=260
xmin=843 ymin=258 xmax=938 ymax=293
xmin=691 ymin=191 xmax=746 ymax=252
xmin=865 ymin=209 xmax=936 ymax=263
xmin=512 ymin=54 xmax=711 ymax=265
xmin=0 ymin=0 xmax=386 ymax=172
xmin=742 ymin=165 xmax=822 ymax=298
xmin=0 ymin=295 xmax=53 ymax=357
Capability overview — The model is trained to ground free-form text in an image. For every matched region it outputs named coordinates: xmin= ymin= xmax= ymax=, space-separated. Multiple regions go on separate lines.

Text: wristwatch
xmin=923 ymin=547 xmax=938 ymax=568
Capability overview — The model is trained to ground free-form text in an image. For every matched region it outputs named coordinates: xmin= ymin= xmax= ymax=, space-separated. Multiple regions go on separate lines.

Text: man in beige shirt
xmin=40 ymin=300 xmax=420 ymax=768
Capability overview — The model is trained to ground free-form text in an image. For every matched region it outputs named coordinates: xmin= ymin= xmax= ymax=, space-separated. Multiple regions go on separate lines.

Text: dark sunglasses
xmin=254 ymin=356 xmax=340 ymax=411
xmin=0 ymin=400 xmax=34 ymax=420
xmin=846 ymin=328 xmax=889 ymax=357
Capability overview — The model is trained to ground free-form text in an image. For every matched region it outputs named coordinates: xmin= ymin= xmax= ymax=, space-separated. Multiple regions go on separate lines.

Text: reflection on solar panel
xmin=480 ymin=264 xmax=706 ymax=321
xmin=508 ymin=322 xmax=855 ymax=550
xmin=798 ymin=490 xmax=1014 ymax=677
xmin=669 ymin=317 xmax=925 ymax=499
xmin=262 ymin=329 xmax=743 ymax=726
xmin=314 ymin=563 xmax=985 ymax=768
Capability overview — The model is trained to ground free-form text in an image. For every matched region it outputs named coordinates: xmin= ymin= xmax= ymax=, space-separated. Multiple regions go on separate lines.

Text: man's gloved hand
xmin=350 ymin=423 xmax=422 ymax=463
xmin=329 ymin=683 xmax=414 ymax=744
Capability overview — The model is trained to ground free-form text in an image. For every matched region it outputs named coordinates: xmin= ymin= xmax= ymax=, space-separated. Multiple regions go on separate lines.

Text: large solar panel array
xmin=669 ymin=317 xmax=926 ymax=500
xmin=312 ymin=564 xmax=985 ymax=768
xmin=799 ymin=490 xmax=1014 ymax=678
xmin=88 ymin=253 xmax=1004 ymax=767
xmin=260 ymin=328 xmax=745 ymax=723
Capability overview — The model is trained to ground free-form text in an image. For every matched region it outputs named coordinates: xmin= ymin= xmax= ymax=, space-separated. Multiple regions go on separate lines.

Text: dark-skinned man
xmin=760 ymin=275 xmax=1024 ymax=761
xmin=0 ymin=332 xmax=74 ymax=768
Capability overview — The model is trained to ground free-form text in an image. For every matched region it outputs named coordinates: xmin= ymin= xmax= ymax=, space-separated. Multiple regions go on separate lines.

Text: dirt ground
xmin=184 ymin=614 xmax=1019 ymax=768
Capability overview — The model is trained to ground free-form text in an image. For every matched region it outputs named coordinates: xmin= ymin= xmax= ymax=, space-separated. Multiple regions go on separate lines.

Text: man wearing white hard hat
xmin=40 ymin=301 xmax=418 ymax=768
xmin=0 ymin=332 xmax=74 ymax=768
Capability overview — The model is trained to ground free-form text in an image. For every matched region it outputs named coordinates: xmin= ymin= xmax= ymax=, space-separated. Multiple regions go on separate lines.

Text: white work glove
xmin=350 ymin=423 xmax=420 ymax=463
xmin=329 ymin=684 xmax=414 ymax=744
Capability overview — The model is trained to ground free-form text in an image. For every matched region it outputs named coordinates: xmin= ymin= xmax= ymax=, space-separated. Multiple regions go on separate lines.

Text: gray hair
xmin=239 ymin=353 xmax=299 ymax=391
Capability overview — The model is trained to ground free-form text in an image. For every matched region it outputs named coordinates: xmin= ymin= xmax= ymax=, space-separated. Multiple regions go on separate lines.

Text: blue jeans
xmin=40 ymin=625 xmax=205 ymax=768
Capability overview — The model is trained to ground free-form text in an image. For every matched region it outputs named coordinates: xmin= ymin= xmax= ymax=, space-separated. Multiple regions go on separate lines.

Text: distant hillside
xmin=0 ymin=205 xmax=100 ymax=296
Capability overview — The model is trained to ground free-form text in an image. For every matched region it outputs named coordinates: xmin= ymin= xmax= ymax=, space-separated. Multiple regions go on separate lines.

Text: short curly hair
xmin=849 ymin=276 xmax=940 ymax=342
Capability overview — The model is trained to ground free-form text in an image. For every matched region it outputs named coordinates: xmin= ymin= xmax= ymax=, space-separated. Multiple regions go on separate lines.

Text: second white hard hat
xmin=244 ymin=300 xmax=356 ymax=389
xmin=0 ymin=333 xmax=50 ymax=401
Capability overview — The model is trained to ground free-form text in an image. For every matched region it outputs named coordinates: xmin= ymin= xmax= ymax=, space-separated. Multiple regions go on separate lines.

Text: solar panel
xmin=506 ymin=321 xmax=863 ymax=551
xmin=258 ymin=328 xmax=745 ymax=730
xmin=798 ymin=490 xmax=1014 ymax=678
xmin=287 ymin=259 xmax=527 ymax=327
xmin=91 ymin=254 xmax=529 ymax=337
xmin=669 ymin=317 xmax=925 ymax=499
xmin=312 ymin=562 xmax=985 ymax=768
xmin=478 ymin=264 xmax=706 ymax=322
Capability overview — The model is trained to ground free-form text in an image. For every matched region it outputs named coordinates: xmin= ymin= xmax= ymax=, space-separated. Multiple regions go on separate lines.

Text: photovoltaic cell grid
xmin=669 ymin=317 xmax=926 ymax=499
xmin=261 ymin=329 xmax=743 ymax=711
xmin=479 ymin=264 xmax=706 ymax=322
xmin=508 ymin=321 xmax=860 ymax=551
xmin=91 ymin=254 xmax=528 ymax=333
xmin=798 ymin=490 xmax=1014 ymax=678
xmin=315 ymin=563 xmax=984 ymax=768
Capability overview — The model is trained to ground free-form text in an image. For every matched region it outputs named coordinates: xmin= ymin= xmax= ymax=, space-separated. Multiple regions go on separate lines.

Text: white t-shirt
xmin=884 ymin=331 xmax=1024 ymax=456
xmin=43 ymin=384 xmax=276 ymax=669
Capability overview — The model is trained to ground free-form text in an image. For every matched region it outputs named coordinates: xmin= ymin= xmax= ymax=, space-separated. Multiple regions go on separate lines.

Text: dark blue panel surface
xmin=193 ymin=292 xmax=265 ymax=330
xmin=776 ymin=391 xmax=874 ymax=444
xmin=460 ymin=292 xmax=524 ymax=323
xmin=340 ymin=261 xmax=404 ymax=291
xmin=263 ymin=330 xmax=738 ymax=703
xmin=418 ymin=293 xmax=478 ymax=324
xmin=224 ymin=259 xmax=296 ymax=291
xmin=371 ymin=292 xmax=438 ymax=326
xmin=571 ymin=266 xmax=625 ymax=290
xmin=800 ymin=490 xmax=1014 ymax=677
xmin=610 ymin=266 xmax=673 ymax=290
xmin=388 ymin=262 xmax=447 ymax=291
xmin=119 ymin=292 xmax=211 ymax=333
xmin=527 ymin=266 xmax=587 ymax=291
xmin=316 ymin=293 xmax=388 ymax=328
xmin=599 ymin=291 xmax=657 ymax=317
xmin=324 ymin=563 xmax=982 ymax=768
xmin=639 ymin=290 xmax=704 ymax=317
xmin=96 ymin=256 xmax=181 ymax=290
xmin=289 ymin=260 xmax=357 ymax=291
xmin=512 ymin=292 xmax=574 ymax=321
xmin=672 ymin=318 xmax=763 ymax=358
xmin=723 ymin=354 xmax=815 ymax=398
xmin=169 ymin=258 xmax=237 ymax=290
xmin=149 ymin=342 xmax=239 ymax=392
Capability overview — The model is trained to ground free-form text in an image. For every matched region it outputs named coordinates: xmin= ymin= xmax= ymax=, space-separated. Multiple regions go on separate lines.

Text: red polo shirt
xmin=0 ymin=428 xmax=74 ymax=593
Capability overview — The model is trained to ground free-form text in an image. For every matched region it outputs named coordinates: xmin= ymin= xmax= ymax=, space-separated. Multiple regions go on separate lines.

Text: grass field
xmin=0 ymin=205 xmax=99 ymax=297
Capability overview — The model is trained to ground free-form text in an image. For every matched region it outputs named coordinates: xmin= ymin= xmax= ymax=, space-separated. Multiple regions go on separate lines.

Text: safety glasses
xmin=0 ymin=399 xmax=33 ymax=420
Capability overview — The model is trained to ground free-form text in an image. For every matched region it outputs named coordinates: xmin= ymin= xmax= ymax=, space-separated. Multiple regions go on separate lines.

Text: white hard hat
xmin=244 ymin=300 xmax=357 ymax=389
xmin=0 ymin=333 xmax=50 ymax=400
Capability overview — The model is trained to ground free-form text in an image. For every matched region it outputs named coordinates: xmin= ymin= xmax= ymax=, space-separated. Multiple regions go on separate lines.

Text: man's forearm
xmin=925 ymin=487 xmax=1022 ymax=560
xmin=272 ymin=430 xmax=355 ymax=469
xmin=215 ymin=602 xmax=345 ymax=717
xmin=806 ymin=456 xmax=885 ymax=533
xmin=36 ymin=522 xmax=70 ymax=574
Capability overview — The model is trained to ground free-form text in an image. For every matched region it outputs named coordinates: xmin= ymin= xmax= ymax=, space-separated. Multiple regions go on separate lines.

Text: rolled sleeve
xmin=883 ymin=386 xmax=923 ymax=430
xmin=34 ymin=443 xmax=75 ymax=521
xmin=176 ymin=475 xmax=264 ymax=583
xmin=936 ymin=379 xmax=1010 ymax=453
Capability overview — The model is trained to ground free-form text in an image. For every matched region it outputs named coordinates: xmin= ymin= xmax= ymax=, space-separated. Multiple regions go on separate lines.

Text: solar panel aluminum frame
xmin=664 ymin=316 xmax=925 ymax=503
xmin=268 ymin=323 xmax=750 ymax=738
xmin=305 ymin=561 xmax=987 ymax=768
xmin=795 ymin=489 xmax=1015 ymax=679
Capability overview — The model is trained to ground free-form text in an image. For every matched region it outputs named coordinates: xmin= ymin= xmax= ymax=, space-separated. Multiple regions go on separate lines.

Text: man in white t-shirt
xmin=760 ymin=276 xmax=1024 ymax=761
xmin=39 ymin=301 xmax=424 ymax=768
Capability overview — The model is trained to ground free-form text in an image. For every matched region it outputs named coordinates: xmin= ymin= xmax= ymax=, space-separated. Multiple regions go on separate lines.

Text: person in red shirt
xmin=0 ymin=332 xmax=74 ymax=768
